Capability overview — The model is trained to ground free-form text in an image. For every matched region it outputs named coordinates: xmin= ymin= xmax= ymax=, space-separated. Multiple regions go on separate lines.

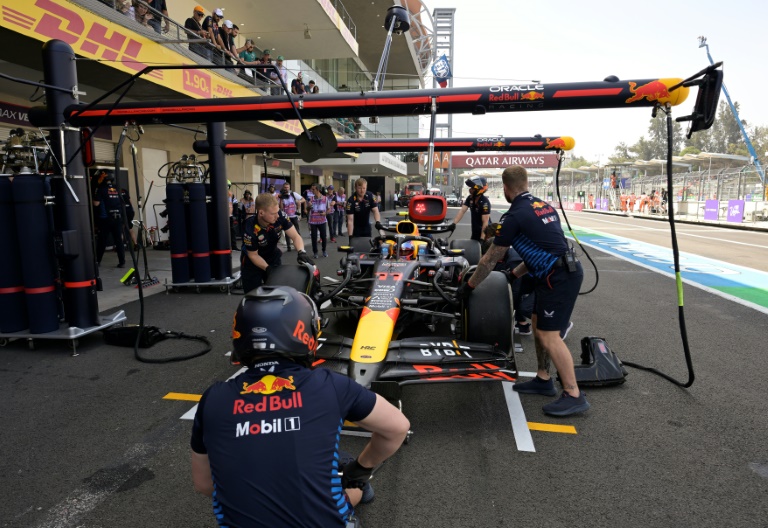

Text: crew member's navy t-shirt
xmin=493 ymin=192 xmax=568 ymax=279
xmin=191 ymin=359 xmax=377 ymax=527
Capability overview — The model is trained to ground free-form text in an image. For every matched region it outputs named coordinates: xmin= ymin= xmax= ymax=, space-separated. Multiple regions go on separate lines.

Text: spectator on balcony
xmin=231 ymin=24 xmax=247 ymax=65
xmin=185 ymin=6 xmax=210 ymax=61
xmin=145 ymin=0 xmax=169 ymax=34
xmin=255 ymin=49 xmax=273 ymax=90
xmin=291 ymin=72 xmax=306 ymax=95
xmin=307 ymin=80 xmax=319 ymax=94
xmin=134 ymin=2 xmax=152 ymax=27
xmin=118 ymin=0 xmax=134 ymax=17
xmin=221 ymin=21 xmax=242 ymax=69
xmin=270 ymin=55 xmax=288 ymax=95
xmin=202 ymin=8 xmax=226 ymax=64
xmin=238 ymin=40 xmax=259 ymax=79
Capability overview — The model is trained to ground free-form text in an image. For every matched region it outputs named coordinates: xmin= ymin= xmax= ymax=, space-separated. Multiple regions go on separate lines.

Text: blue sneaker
xmin=323 ymin=251 xmax=328 ymax=257
xmin=361 ymin=482 xmax=375 ymax=504
xmin=542 ymin=391 xmax=590 ymax=416
xmin=513 ymin=376 xmax=557 ymax=396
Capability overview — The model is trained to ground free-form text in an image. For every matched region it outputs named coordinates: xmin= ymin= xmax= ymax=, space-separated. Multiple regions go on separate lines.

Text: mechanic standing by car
xmin=191 ymin=285 xmax=411 ymax=527
xmin=93 ymin=175 xmax=127 ymax=268
xmin=240 ymin=193 xmax=313 ymax=294
xmin=457 ymin=166 xmax=589 ymax=417
xmin=346 ymin=177 xmax=382 ymax=239
xmin=450 ymin=176 xmax=491 ymax=242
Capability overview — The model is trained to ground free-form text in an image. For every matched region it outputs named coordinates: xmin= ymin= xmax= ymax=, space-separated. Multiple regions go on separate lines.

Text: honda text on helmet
xmin=465 ymin=175 xmax=488 ymax=195
xmin=231 ymin=286 xmax=320 ymax=366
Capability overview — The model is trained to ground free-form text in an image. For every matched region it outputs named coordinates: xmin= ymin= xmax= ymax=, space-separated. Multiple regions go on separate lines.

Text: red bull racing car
xmin=265 ymin=195 xmax=517 ymax=394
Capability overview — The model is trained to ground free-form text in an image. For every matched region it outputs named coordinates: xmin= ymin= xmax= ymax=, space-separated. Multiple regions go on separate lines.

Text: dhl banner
xmin=1 ymin=0 xmax=305 ymax=135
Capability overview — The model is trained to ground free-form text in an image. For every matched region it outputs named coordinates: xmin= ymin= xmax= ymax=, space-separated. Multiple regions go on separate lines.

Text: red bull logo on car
xmin=240 ymin=375 xmax=296 ymax=395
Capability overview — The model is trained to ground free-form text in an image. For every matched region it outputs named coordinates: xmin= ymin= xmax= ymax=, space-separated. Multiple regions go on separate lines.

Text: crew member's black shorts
xmin=533 ymin=261 xmax=583 ymax=332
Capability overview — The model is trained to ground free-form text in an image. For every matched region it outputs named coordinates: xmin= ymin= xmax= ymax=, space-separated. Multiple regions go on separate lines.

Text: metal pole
xmin=207 ymin=122 xmax=232 ymax=280
xmin=41 ymin=39 xmax=99 ymax=327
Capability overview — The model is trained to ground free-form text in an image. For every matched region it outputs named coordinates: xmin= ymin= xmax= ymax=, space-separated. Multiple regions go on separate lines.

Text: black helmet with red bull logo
xmin=232 ymin=286 xmax=320 ymax=366
xmin=465 ymin=175 xmax=488 ymax=195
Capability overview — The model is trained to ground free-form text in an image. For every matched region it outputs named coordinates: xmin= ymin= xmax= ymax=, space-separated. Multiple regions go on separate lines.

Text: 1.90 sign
xmin=183 ymin=70 xmax=211 ymax=98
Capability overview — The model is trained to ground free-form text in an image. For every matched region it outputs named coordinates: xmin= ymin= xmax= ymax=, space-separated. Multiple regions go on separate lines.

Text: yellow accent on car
xmin=350 ymin=311 xmax=396 ymax=363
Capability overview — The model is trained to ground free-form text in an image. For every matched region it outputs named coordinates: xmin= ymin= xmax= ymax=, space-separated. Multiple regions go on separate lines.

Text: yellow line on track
xmin=527 ymin=422 xmax=577 ymax=434
xmin=163 ymin=392 xmax=202 ymax=402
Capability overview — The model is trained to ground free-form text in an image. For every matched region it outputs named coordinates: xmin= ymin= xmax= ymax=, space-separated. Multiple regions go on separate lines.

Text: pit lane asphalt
xmin=2 ymin=210 xmax=767 ymax=528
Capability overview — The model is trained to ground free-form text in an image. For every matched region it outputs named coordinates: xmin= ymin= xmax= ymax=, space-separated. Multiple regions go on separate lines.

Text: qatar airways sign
xmin=452 ymin=153 xmax=558 ymax=169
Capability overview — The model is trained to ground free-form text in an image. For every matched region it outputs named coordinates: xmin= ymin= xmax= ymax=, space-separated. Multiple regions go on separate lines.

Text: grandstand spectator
xmin=202 ymin=8 xmax=226 ymax=64
xmin=272 ymin=55 xmax=288 ymax=95
xmin=145 ymin=0 xmax=169 ymax=34
xmin=291 ymin=72 xmax=306 ymax=95
xmin=118 ymin=0 xmax=134 ymax=17
xmin=255 ymin=48 xmax=273 ymax=90
xmin=134 ymin=2 xmax=152 ymax=27
xmin=307 ymin=80 xmax=319 ymax=94
xmin=184 ymin=6 xmax=210 ymax=61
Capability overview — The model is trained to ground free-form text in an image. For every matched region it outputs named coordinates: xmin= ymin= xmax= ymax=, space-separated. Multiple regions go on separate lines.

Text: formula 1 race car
xmin=265 ymin=195 xmax=517 ymax=393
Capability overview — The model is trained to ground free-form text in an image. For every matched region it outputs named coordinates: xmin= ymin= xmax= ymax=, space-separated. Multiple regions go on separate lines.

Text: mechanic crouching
xmin=191 ymin=286 xmax=411 ymax=527
xmin=457 ymin=165 xmax=589 ymax=417
xmin=240 ymin=193 xmax=313 ymax=294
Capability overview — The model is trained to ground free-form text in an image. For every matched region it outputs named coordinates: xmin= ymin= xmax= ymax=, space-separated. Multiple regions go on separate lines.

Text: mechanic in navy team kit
xmin=346 ymin=178 xmax=382 ymax=239
xmin=240 ymin=193 xmax=313 ymax=294
xmin=457 ymin=165 xmax=589 ymax=416
xmin=93 ymin=175 xmax=127 ymax=268
xmin=191 ymin=286 xmax=410 ymax=528
xmin=450 ymin=176 xmax=491 ymax=241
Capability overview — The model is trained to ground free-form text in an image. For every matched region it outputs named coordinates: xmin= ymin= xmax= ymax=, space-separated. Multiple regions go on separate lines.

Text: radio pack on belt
xmin=103 ymin=325 xmax=167 ymax=348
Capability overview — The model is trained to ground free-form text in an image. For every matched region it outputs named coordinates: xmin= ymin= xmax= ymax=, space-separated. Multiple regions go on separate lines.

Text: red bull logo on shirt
xmin=240 ymin=375 xmax=296 ymax=395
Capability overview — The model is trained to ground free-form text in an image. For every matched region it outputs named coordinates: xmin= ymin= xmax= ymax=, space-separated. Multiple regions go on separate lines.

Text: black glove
xmin=262 ymin=265 xmax=271 ymax=278
xmin=341 ymin=459 xmax=374 ymax=490
xmin=375 ymin=221 xmax=384 ymax=231
xmin=447 ymin=223 xmax=456 ymax=232
xmin=297 ymin=250 xmax=314 ymax=266
xmin=456 ymin=281 xmax=474 ymax=301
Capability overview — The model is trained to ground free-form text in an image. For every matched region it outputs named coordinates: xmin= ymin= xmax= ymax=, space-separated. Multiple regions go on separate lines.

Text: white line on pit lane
xmin=502 ymin=382 xmax=535 ymax=452
xmin=572 ymin=216 xmax=768 ymax=249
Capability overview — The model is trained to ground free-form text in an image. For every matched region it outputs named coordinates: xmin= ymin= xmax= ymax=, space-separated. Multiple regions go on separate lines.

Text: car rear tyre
xmin=464 ymin=271 xmax=513 ymax=354
xmin=450 ymin=239 xmax=482 ymax=266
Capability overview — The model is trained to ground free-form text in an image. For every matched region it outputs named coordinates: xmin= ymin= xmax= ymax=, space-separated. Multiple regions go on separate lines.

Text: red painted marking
xmin=25 ymin=286 xmax=55 ymax=294
xmin=64 ymin=280 xmax=96 ymax=288
xmin=0 ymin=286 xmax=24 ymax=294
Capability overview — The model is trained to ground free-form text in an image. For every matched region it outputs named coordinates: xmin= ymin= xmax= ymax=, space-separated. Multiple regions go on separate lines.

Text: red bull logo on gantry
xmin=625 ymin=80 xmax=671 ymax=104
xmin=240 ymin=374 xmax=296 ymax=395
xmin=544 ymin=138 xmax=566 ymax=149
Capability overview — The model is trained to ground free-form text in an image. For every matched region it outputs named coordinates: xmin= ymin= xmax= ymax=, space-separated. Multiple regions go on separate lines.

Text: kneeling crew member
xmin=191 ymin=286 xmax=411 ymax=527
xmin=346 ymin=177 xmax=381 ymax=239
xmin=457 ymin=166 xmax=589 ymax=417
xmin=241 ymin=193 xmax=313 ymax=294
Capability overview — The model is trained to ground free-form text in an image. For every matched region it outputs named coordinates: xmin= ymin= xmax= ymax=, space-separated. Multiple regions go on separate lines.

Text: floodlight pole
xmin=699 ymin=36 xmax=764 ymax=183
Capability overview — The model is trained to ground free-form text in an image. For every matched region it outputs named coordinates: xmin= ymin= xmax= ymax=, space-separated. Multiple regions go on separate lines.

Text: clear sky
xmin=423 ymin=0 xmax=768 ymax=162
